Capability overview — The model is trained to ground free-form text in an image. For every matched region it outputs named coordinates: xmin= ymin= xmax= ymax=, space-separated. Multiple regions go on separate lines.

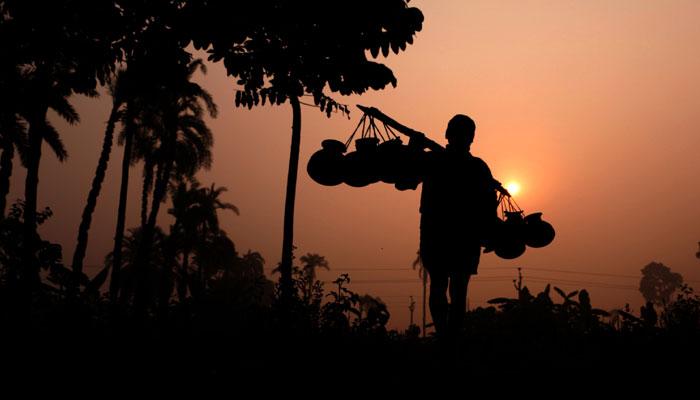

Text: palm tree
xmin=412 ymin=250 xmax=427 ymax=338
xmin=167 ymin=180 xmax=238 ymax=301
xmin=105 ymin=226 xmax=167 ymax=307
xmin=0 ymin=65 xmax=28 ymax=218
xmin=124 ymin=104 xmax=163 ymax=228
xmin=299 ymin=253 xmax=330 ymax=302
xmin=0 ymin=114 xmax=27 ymax=218
xmin=167 ymin=181 xmax=199 ymax=302
xmin=137 ymin=137 xmax=157 ymax=227
xmin=70 ymin=75 xmax=124 ymax=290
xmin=169 ymin=181 xmax=238 ymax=237
xmin=106 ymin=55 xmax=217 ymax=304
xmin=137 ymin=59 xmax=217 ymax=267
xmin=18 ymin=69 xmax=89 ymax=290
xmin=3 ymin=0 xmax=121 ymax=295
xmin=198 ymin=183 xmax=239 ymax=232
xmin=109 ymin=102 xmax=135 ymax=303
xmin=189 ymin=231 xmax=237 ymax=299
xmin=235 ymin=250 xmax=266 ymax=282
xmin=108 ymin=67 xmax=144 ymax=303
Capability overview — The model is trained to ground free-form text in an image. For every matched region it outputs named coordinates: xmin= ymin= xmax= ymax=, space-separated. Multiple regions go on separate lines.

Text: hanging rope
xmin=383 ymin=122 xmax=400 ymax=140
xmin=370 ymin=117 xmax=386 ymax=141
xmin=346 ymin=110 xmax=403 ymax=147
xmin=498 ymin=193 xmax=524 ymax=219
xmin=344 ymin=114 xmax=368 ymax=149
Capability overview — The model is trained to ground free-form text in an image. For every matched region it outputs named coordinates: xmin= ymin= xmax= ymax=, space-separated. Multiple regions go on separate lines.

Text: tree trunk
xmin=141 ymin=157 xmax=153 ymax=227
xmin=279 ymin=96 xmax=302 ymax=305
xmin=196 ymin=250 xmax=204 ymax=298
xmin=177 ymin=250 xmax=189 ymax=303
xmin=71 ymin=105 xmax=119 ymax=292
xmin=134 ymin=128 xmax=174 ymax=313
xmin=157 ymin=237 xmax=176 ymax=320
xmin=109 ymin=106 xmax=135 ymax=304
xmin=0 ymin=143 xmax=14 ymax=218
xmin=188 ymin=250 xmax=199 ymax=299
xmin=145 ymin=158 xmax=171 ymax=239
xmin=306 ymin=276 xmax=313 ymax=303
xmin=22 ymin=109 xmax=47 ymax=293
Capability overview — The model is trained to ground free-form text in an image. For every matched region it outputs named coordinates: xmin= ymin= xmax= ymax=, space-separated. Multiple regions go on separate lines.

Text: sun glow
xmin=505 ymin=181 xmax=521 ymax=196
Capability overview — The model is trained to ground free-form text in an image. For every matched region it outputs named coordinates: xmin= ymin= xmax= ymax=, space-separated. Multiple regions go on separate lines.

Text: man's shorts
xmin=419 ymin=216 xmax=482 ymax=276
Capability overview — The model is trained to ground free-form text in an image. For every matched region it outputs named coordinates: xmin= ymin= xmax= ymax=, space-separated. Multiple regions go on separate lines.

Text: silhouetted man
xmin=410 ymin=115 xmax=498 ymax=339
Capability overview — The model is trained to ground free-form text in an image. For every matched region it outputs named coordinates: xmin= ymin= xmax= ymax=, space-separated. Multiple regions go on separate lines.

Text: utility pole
xmin=409 ymin=296 xmax=416 ymax=327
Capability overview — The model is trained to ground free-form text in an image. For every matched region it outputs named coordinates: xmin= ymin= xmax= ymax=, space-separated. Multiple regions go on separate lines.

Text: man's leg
xmin=447 ymin=245 xmax=480 ymax=336
xmin=428 ymin=268 xmax=449 ymax=337
xmin=448 ymin=271 xmax=471 ymax=337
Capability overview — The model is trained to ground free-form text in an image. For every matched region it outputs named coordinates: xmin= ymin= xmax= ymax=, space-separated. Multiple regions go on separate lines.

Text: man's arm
xmin=392 ymin=133 xmax=431 ymax=191
xmin=473 ymin=157 xmax=508 ymax=195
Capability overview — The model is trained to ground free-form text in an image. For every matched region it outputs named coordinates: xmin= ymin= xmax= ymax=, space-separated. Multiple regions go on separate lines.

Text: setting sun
xmin=505 ymin=181 xmax=521 ymax=196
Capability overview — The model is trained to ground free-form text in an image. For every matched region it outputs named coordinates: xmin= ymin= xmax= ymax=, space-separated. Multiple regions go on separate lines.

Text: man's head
xmin=445 ymin=114 xmax=475 ymax=150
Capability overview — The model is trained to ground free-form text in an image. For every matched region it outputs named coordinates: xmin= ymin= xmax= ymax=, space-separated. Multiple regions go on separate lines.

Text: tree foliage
xmin=186 ymin=0 xmax=424 ymax=113
xmin=639 ymin=261 xmax=684 ymax=306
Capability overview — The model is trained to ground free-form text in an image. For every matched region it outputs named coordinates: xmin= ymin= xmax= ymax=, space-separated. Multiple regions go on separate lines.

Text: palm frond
xmin=49 ymin=94 xmax=80 ymax=125
xmin=42 ymin=121 xmax=68 ymax=161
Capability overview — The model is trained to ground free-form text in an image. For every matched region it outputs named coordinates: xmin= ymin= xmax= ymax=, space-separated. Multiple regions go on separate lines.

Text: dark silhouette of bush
xmin=661 ymin=285 xmax=700 ymax=336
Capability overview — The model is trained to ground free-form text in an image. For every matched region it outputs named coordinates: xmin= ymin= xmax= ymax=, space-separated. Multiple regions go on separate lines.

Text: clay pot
xmin=355 ymin=137 xmax=380 ymax=152
xmin=376 ymin=138 xmax=405 ymax=184
xmin=343 ymin=137 xmax=380 ymax=187
xmin=481 ymin=217 xmax=504 ymax=252
xmin=392 ymin=144 xmax=423 ymax=190
xmin=394 ymin=178 xmax=421 ymax=191
xmin=495 ymin=239 xmax=527 ymax=260
xmin=524 ymin=212 xmax=555 ymax=248
xmin=494 ymin=211 xmax=527 ymax=259
xmin=307 ymin=139 xmax=346 ymax=186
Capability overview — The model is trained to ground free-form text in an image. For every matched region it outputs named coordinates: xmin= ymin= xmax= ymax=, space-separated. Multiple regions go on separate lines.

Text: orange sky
xmin=9 ymin=0 xmax=700 ymax=329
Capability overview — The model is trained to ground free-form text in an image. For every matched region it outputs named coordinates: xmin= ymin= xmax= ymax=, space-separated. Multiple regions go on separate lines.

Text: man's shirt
xmin=416 ymin=148 xmax=498 ymax=234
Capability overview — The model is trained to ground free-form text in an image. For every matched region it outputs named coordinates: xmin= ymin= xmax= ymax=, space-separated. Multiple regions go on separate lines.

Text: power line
xmin=86 ymin=264 xmax=700 ymax=284
xmin=307 ymin=265 xmax=700 ymax=284
xmin=524 ymin=275 xmax=637 ymax=288
xmin=322 ymin=275 xmax=650 ymax=292
xmin=525 ymin=278 xmax=638 ymax=291
xmin=486 ymin=266 xmax=642 ymax=279
xmin=326 ymin=277 xmax=517 ymax=284
xmin=308 ymin=265 xmax=641 ymax=279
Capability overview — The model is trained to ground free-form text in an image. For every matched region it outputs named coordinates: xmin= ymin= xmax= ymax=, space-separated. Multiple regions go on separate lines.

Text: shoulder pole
xmin=356 ymin=104 xmax=444 ymax=152
xmin=356 ymin=104 xmax=510 ymax=196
